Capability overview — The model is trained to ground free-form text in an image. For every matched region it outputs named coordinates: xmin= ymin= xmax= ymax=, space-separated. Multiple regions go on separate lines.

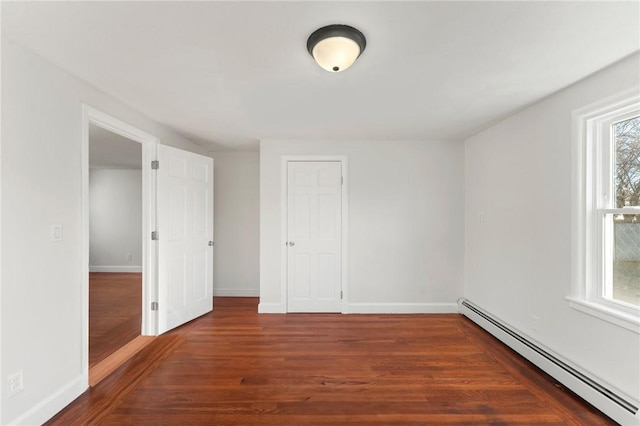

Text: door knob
xmin=287 ymin=241 xmax=295 ymax=246
xmin=208 ymin=241 xmax=214 ymax=246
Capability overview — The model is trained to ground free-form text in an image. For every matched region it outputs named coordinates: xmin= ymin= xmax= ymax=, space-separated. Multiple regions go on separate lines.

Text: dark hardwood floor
xmin=49 ymin=297 xmax=614 ymax=425
xmin=89 ymin=272 xmax=142 ymax=367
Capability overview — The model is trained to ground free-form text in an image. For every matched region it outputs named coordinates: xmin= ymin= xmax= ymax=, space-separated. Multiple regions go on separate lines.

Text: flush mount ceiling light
xmin=307 ymin=24 xmax=366 ymax=73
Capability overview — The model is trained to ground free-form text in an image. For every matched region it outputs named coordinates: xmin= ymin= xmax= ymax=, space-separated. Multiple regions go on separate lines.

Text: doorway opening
xmin=88 ymin=123 xmax=143 ymax=371
xmin=82 ymin=106 xmax=159 ymax=387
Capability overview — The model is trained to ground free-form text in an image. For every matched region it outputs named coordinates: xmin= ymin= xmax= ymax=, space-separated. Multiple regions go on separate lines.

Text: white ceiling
xmin=3 ymin=1 xmax=639 ymax=152
xmin=89 ymin=124 xmax=142 ymax=170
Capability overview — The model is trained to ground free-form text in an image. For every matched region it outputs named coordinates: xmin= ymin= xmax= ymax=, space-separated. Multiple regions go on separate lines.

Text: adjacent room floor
xmin=89 ymin=272 xmax=142 ymax=368
xmin=50 ymin=297 xmax=614 ymax=425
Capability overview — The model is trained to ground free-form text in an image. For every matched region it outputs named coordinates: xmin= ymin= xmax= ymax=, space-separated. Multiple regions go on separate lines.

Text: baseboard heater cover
xmin=458 ymin=298 xmax=639 ymax=425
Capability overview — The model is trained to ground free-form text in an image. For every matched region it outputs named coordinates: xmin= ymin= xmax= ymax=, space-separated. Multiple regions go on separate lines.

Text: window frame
xmin=569 ymin=89 xmax=640 ymax=333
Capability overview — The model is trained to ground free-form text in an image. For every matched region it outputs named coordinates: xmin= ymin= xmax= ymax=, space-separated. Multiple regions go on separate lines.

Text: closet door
xmin=287 ymin=161 xmax=342 ymax=312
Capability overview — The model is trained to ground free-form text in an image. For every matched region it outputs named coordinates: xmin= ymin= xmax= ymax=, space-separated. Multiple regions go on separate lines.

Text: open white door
xmin=157 ymin=145 xmax=213 ymax=334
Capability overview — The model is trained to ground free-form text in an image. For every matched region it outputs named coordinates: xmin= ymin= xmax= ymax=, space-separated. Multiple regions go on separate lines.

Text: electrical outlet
xmin=532 ymin=315 xmax=541 ymax=333
xmin=479 ymin=213 xmax=485 ymax=223
xmin=7 ymin=371 xmax=23 ymax=397
xmin=127 ymin=253 xmax=133 ymax=261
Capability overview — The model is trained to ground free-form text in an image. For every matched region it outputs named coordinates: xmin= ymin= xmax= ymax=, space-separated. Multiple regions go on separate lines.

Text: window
xmin=570 ymin=90 xmax=640 ymax=332
xmin=609 ymin=117 xmax=640 ymax=306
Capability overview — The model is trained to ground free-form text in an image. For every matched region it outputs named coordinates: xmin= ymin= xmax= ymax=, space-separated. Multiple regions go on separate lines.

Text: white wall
xmin=1 ymin=38 xmax=207 ymax=425
xmin=210 ymin=152 xmax=260 ymax=297
xmin=260 ymin=139 xmax=465 ymax=313
xmin=465 ymin=53 xmax=640 ymax=401
xmin=89 ymin=169 xmax=142 ymax=272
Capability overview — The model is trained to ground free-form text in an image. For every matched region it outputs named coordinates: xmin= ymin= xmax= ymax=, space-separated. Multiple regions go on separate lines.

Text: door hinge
xmin=341 ymin=291 xmax=343 ymax=299
xmin=151 ymin=160 xmax=159 ymax=170
xmin=151 ymin=302 xmax=158 ymax=311
xmin=341 ymin=176 xmax=344 ymax=185
xmin=151 ymin=231 xmax=159 ymax=240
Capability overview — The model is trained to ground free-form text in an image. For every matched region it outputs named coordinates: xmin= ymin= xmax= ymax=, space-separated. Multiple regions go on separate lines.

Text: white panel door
xmin=157 ymin=145 xmax=213 ymax=333
xmin=287 ymin=161 xmax=342 ymax=312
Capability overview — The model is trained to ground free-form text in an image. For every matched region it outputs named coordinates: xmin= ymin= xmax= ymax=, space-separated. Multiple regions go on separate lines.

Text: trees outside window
xmin=611 ymin=116 xmax=639 ymax=307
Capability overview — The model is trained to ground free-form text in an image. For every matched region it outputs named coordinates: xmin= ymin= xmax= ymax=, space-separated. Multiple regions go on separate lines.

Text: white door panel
xmin=158 ymin=145 xmax=213 ymax=333
xmin=287 ymin=162 xmax=342 ymax=312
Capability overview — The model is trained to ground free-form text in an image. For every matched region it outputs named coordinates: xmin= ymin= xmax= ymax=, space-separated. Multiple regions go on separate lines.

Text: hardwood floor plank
xmin=101 ymin=413 xmax=569 ymax=426
xmin=46 ymin=297 xmax=616 ymax=425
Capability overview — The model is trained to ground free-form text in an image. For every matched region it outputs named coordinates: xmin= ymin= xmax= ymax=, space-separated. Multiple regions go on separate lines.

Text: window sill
xmin=567 ymin=297 xmax=640 ymax=334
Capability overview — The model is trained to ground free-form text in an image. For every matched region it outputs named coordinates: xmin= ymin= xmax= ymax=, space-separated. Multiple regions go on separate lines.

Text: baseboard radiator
xmin=458 ymin=298 xmax=639 ymax=425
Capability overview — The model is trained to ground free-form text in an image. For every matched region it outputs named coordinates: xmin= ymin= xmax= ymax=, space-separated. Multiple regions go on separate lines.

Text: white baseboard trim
xmin=8 ymin=375 xmax=86 ymax=426
xmin=347 ymin=302 xmax=458 ymax=314
xmin=89 ymin=266 xmax=142 ymax=273
xmin=258 ymin=302 xmax=458 ymax=314
xmin=258 ymin=303 xmax=285 ymax=313
xmin=214 ymin=288 xmax=260 ymax=297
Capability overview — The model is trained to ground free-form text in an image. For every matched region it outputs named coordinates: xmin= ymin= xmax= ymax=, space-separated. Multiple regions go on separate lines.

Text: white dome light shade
xmin=307 ymin=25 xmax=366 ymax=73
xmin=312 ymin=37 xmax=361 ymax=72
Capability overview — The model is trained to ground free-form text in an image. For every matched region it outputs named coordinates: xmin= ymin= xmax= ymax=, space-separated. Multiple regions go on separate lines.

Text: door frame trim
xmin=280 ymin=155 xmax=349 ymax=313
xmin=81 ymin=105 xmax=159 ymax=388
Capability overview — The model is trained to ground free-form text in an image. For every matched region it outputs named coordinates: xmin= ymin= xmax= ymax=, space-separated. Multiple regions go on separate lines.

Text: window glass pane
xmin=611 ymin=214 xmax=640 ymax=306
xmin=614 ymin=116 xmax=640 ymax=207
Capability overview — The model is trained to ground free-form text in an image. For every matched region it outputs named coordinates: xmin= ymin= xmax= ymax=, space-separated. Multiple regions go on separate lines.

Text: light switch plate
xmin=50 ymin=225 xmax=63 ymax=242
